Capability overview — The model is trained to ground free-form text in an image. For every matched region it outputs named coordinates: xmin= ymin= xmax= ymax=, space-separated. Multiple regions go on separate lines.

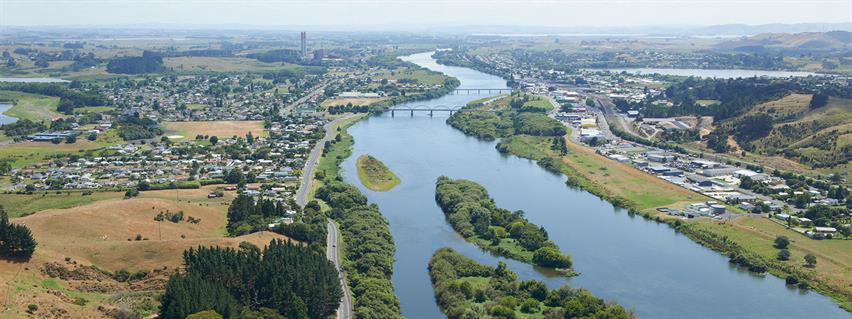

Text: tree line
xmin=435 ymin=177 xmax=572 ymax=269
xmin=429 ymin=248 xmax=631 ymax=319
xmin=159 ymin=240 xmax=342 ymax=319
xmin=316 ymin=181 xmax=403 ymax=318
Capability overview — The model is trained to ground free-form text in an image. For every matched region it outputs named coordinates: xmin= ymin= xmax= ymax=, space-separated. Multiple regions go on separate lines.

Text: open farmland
xmin=162 ymin=120 xmax=266 ymax=140
xmin=1 ymin=186 xmax=291 ymax=318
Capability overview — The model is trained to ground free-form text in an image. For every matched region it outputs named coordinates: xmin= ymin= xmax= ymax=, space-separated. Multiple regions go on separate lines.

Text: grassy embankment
xmin=307 ymin=114 xmax=367 ymax=207
xmin=355 ymin=155 xmax=400 ymax=192
xmin=0 ymin=90 xmax=65 ymax=122
xmin=451 ymin=95 xmax=852 ymax=311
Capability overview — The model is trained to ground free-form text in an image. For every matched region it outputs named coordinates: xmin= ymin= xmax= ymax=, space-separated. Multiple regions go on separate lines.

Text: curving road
xmin=296 ymin=113 xmax=358 ymax=319
xmin=295 ymin=113 xmax=358 ymax=207
xmin=327 ymin=220 xmax=352 ymax=319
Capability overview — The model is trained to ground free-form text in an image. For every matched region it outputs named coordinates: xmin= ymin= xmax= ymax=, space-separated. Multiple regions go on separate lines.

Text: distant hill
xmin=715 ymin=31 xmax=852 ymax=53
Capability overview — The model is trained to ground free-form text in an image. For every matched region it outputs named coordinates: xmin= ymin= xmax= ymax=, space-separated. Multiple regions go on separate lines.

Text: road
xmin=294 ymin=113 xmax=357 ymax=319
xmin=294 ymin=113 xmax=358 ymax=207
xmin=327 ymin=220 xmax=352 ymax=319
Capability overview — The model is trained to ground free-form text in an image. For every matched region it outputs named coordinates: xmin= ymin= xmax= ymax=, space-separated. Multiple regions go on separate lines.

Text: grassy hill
xmin=723 ymin=94 xmax=851 ymax=172
xmin=715 ymin=31 xmax=851 ymax=53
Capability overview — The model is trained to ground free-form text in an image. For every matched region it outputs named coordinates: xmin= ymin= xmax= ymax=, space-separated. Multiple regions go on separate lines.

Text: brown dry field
xmin=1 ymin=186 xmax=291 ymax=318
xmin=320 ymin=97 xmax=387 ymax=108
xmin=163 ymin=120 xmax=266 ymax=139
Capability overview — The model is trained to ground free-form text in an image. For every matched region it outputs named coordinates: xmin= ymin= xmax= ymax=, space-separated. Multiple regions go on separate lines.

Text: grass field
xmin=162 ymin=120 xmax=266 ymax=140
xmin=499 ymin=134 xmax=701 ymax=210
xmin=0 ymin=129 xmax=123 ymax=168
xmin=522 ymin=96 xmax=555 ymax=112
xmin=164 ymin=57 xmax=316 ymax=73
xmin=1 ymin=184 xmax=291 ymax=318
xmin=185 ymin=103 xmax=207 ymax=110
xmin=320 ymin=97 xmax=388 ymax=109
xmin=0 ymin=191 xmax=124 ymax=218
xmin=72 ymin=106 xmax=115 ymax=114
xmin=372 ymin=68 xmax=448 ymax=86
xmin=0 ymin=90 xmax=63 ymax=122
xmin=355 ymin=154 xmax=400 ymax=192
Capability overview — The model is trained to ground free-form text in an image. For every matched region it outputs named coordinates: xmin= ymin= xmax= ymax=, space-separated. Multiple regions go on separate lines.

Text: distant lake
xmin=0 ymin=103 xmax=17 ymax=125
xmin=0 ymin=77 xmax=70 ymax=83
xmin=592 ymin=68 xmax=821 ymax=78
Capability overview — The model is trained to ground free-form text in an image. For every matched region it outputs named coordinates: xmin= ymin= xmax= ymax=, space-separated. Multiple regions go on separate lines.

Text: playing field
xmin=162 ymin=120 xmax=266 ymax=140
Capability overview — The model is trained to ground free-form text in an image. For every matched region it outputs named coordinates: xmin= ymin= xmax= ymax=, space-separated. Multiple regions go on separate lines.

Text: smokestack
xmin=300 ymin=31 xmax=307 ymax=58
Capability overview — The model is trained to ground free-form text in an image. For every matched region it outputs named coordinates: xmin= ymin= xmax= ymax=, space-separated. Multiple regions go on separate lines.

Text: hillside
xmin=715 ymin=31 xmax=852 ymax=53
xmin=724 ymin=94 xmax=851 ymax=171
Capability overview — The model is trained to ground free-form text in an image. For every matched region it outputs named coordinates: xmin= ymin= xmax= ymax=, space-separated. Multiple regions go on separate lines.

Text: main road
xmin=327 ymin=220 xmax=352 ymax=319
xmin=295 ymin=113 xmax=359 ymax=207
xmin=295 ymin=113 xmax=358 ymax=319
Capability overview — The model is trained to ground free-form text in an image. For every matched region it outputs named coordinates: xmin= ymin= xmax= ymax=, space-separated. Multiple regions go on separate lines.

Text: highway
xmin=295 ymin=113 xmax=357 ymax=319
xmin=327 ymin=220 xmax=352 ymax=319
xmin=294 ymin=113 xmax=358 ymax=207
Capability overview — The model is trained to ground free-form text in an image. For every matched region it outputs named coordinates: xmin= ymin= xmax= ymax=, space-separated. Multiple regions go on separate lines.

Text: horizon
xmin=2 ymin=0 xmax=850 ymax=29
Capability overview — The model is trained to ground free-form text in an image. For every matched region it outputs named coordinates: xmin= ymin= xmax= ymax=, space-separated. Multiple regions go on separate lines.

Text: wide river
xmin=340 ymin=52 xmax=847 ymax=318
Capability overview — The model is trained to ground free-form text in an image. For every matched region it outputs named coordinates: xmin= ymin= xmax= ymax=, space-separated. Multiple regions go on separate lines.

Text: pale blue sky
xmin=1 ymin=0 xmax=850 ymax=27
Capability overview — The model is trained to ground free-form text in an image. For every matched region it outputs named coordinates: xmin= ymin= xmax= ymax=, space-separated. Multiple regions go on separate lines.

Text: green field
xmin=521 ymin=96 xmax=555 ymax=112
xmin=0 ymin=191 xmax=123 ymax=218
xmin=0 ymin=90 xmax=63 ymax=122
xmin=355 ymin=154 xmax=400 ymax=192
xmin=73 ymin=106 xmax=115 ymax=114
xmin=308 ymin=114 xmax=368 ymax=204
xmin=0 ymin=129 xmax=123 ymax=168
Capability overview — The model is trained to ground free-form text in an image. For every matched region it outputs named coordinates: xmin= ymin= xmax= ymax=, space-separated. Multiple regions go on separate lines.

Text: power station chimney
xmin=300 ymin=32 xmax=307 ymax=58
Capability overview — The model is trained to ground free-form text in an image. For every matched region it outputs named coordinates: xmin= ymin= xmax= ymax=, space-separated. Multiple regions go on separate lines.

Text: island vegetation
xmin=428 ymin=247 xmax=632 ymax=319
xmin=435 ymin=177 xmax=573 ymax=270
xmin=356 ymin=154 xmax=401 ymax=191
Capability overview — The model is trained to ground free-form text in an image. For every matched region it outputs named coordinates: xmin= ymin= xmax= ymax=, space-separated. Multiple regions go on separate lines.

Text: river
xmin=339 ymin=52 xmax=847 ymax=318
xmin=0 ymin=103 xmax=17 ymax=125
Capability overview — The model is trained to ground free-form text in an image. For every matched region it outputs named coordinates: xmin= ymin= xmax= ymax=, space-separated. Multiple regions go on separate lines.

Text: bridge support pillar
xmin=429 ymin=110 xmax=433 ymax=117
xmin=391 ymin=110 xmax=394 ymax=117
xmin=410 ymin=110 xmax=414 ymax=117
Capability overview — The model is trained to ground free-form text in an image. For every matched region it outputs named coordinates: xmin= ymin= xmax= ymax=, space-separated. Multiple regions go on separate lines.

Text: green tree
xmin=774 ymin=236 xmax=789 ymax=249
xmin=209 ymin=135 xmax=219 ymax=145
xmin=804 ymin=254 xmax=817 ymax=268
xmin=777 ymin=249 xmax=790 ymax=261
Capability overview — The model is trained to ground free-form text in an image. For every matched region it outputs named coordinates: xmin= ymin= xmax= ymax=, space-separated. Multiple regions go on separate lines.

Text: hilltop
xmin=715 ymin=31 xmax=852 ymax=53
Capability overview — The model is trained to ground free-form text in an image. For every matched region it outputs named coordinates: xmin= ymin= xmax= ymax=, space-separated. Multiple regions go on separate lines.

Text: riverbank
xmin=311 ymin=113 xmax=404 ymax=318
xmin=356 ymin=154 xmax=400 ymax=192
xmin=471 ymin=113 xmax=852 ymax=311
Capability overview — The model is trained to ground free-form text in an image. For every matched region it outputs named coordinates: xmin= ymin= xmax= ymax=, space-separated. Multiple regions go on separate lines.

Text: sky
xmin=1 ymin=0 xmax=850 ymax=28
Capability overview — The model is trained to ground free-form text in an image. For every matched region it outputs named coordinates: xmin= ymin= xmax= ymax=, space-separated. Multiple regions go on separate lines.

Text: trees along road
xmin=327 ymin=220 xmax=352 ymax=319
xmin=295 ymin=113 xmax=359 ymax=319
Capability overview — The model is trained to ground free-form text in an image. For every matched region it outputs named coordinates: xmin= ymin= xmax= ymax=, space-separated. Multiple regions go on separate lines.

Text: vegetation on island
xmin=435 ymin=177 xmax=573 ymax=270
xmin=428 ymin=247 xmax=632 ymax=319
xmin=159 ymin=239 xmax=342 ymax=319
xmin=446 ymin=93 xmax=564 ymax=140
xmin=356 ymin=154 xmax=401 ymax=192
